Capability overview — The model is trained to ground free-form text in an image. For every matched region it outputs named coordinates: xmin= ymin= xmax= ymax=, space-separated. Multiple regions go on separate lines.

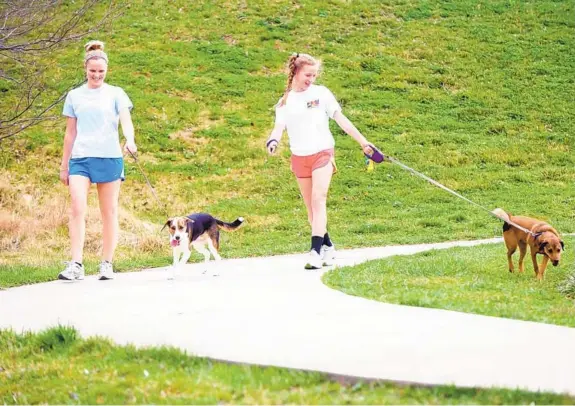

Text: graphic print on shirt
xmin=307 ymin=99 xmax=320 ymax=109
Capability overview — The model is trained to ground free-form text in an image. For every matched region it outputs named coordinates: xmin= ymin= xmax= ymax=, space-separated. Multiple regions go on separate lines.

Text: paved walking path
xmin=1 ymin=237 xmax=574 ymax=396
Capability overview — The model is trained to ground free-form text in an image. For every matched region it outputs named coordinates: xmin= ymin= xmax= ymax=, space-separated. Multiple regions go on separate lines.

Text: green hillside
xmin=1 ymin=0 xmax=573 ymax=282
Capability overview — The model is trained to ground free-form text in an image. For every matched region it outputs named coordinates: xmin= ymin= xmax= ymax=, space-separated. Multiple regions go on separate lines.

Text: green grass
xmin=2 ymin=1 xmax=575 ymax=402
xmin=325 ymin=236 xmax=575 ymax=327
xmin=2 ymin=0 xmax=575 ymax=281
xmin=0 ymin=253 xmax=170 ymax=289
xmin=1 ymin=325 xmax=574 ymax=405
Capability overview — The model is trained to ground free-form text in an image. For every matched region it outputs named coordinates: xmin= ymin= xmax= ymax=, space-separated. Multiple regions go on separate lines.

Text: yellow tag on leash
xmin=366 ymin=159 xmax=374 ymax=172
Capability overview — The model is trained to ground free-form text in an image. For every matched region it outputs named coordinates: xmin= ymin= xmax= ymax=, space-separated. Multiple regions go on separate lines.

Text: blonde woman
xmin=266 ymin=53 xmax=375 ymax=269
xmin=58 ymin=40 xmax=136 ymax=281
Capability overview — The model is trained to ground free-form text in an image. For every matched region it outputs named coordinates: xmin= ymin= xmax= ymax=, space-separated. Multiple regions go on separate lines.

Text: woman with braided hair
xmin=58 ymin=40 xmax=136 ymax=281
xmin=266 ymin=53 xmax=376 ymax=269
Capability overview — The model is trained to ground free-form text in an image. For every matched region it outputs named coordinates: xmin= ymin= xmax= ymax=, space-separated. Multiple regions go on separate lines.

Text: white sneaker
xmin=304 ymin=250 xmax=323 ymax=270
xmin=321 ymin=244 xmax=336 ymax=266
xmin=58 ymin=261 xmax=85 ymax=281
xmin=98 ymin=261 xmax=115 ymax=280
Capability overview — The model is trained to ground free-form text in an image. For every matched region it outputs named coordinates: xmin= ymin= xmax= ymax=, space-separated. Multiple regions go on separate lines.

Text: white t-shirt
xmin=274 ymin=84 xmax=341 ymax=156
xmin=63 ymin=83 xmax=133 ymax=158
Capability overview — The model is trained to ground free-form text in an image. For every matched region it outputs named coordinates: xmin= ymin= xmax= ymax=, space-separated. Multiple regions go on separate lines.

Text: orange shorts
xmin=290 ymin=148 xmax=337 ymax=179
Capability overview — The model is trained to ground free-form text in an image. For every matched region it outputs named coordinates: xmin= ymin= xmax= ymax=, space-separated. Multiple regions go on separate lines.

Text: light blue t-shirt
xmin=63 ymin=83 xmax=133 ymax=158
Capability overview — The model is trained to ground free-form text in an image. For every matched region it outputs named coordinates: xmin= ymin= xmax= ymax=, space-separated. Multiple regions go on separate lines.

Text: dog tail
xmin=216 ymin=217 xmax=244 ymax=231
xmin=491 ymin=208 xmax=512 ymax=231
xmin=492 ymin=208 xmax=509 ymax=221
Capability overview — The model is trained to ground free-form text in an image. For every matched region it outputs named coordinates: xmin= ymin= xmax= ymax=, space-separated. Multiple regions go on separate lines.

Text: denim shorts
xmin=69 ymin=157 xmax=125 ymax=183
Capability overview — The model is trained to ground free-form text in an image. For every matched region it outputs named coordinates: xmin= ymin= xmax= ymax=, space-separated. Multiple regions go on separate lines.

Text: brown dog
xmin=492 ymin=208 xmax=564 ymax=281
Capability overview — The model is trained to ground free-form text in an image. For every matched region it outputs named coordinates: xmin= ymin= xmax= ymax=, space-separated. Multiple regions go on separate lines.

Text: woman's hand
xmin=59 ymin=168 xmax=69 ymax=186
xmin=361 ymin=143 xmax=374 ymax=156
xmin=124 ymin=141 xmax=137 ymax=156
xmin=266 ymin=139 xmax=279 ymax=155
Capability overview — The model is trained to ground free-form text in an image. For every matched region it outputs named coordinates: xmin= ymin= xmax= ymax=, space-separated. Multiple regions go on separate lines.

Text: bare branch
xmin=0 ymin=0 xmax=122 ymax=141
xmin=0 ymin=0 xmax=124 ymax=53
xmin=0 ymin=78 xmax=86 ymax=141
xmin=0 ymin=70 xmax=19 ymax=83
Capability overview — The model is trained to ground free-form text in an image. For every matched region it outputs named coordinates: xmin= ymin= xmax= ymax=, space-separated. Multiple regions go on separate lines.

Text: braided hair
xmin=278 ymin=53 xmax=320 ymax=107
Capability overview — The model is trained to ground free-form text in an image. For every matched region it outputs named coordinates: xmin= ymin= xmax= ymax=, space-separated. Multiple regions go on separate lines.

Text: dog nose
xmin=552 ymin=260 xmax=559 ymax=266
xmin=175 ymin=236 xmax=180 ymax=240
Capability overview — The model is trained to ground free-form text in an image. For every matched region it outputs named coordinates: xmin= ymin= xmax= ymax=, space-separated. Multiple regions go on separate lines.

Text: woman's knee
xmin=311 ymin=190 xmax=328 ymax=207
xmin=69 ymin=200 xmax=87 ymax=219
xmin=100 ymin=204 xmax=119 ymax=220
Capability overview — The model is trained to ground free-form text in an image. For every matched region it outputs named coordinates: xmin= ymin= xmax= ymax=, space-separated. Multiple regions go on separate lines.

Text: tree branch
xmin=0 ymin=0 xmax=122 ymax=141
xmin=0 ymin=78 xmax=86 ymax=141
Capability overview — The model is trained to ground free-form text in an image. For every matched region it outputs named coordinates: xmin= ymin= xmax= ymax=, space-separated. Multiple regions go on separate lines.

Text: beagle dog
xmin=163 ymin=213 xmax=244 ymax=278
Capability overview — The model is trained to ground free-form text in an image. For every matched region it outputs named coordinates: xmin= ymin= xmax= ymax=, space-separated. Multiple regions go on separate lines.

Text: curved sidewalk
xmin=1 ymin=237 xmax=574 ymax=396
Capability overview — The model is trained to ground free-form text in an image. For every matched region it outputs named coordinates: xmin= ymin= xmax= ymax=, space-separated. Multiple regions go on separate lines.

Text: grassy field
xmin=1 ymin=0 xmax=574 ymax=283
xmin=2 ymin=325 xmax=574 ymax=405
xmin=1 ymin=0 xmax=574 ymax=403
xmin=325 ymin=236 xmax=575 ymax=327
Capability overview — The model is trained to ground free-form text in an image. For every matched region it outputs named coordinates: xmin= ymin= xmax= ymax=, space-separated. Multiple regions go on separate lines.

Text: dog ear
xmin=161 ymin=218 xmax=172 ymax=232
xmin=538 ymin=241 xmax=548 ymax=253
xmin=184 ymin=218 xmax=195 ymax=230
xmin=184 ymin=217 xmax=194 ymax=232
xmin=560 ymin=240 xmax=565 ymax=251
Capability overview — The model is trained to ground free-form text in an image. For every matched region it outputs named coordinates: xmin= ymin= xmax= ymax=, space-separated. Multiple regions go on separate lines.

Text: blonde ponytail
xmin=84 ymin=40 xmax=108 ymax=65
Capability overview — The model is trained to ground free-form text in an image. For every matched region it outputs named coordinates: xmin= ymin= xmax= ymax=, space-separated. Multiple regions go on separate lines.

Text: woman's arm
xmin=333 ymin=111 xmax=369 ymax=146
xmin=60 ymin=117 xmax=78 ymax=185
xmin=266 ymin=121 xmax=284 ymax=155
xmin=61 ymin=117 xmax=78 ymax=168
xmin=119 ymin=108 xmax=137 ymax=154
xmin=333 ymin=111 xmax=374 ymax=155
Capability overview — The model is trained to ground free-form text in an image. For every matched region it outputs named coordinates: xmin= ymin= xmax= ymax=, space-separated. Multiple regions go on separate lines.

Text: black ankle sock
xmin=75 ymin=262 xmax=83 ymax=267
xmin=323 ymin=233 xmax=333 ymax=247
xmin=311 ymin=236 xmax=323 ymax=254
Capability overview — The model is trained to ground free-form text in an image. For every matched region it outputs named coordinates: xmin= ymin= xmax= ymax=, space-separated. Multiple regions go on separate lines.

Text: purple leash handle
xmin=364 ymin=144 xmax=385 ymax=163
